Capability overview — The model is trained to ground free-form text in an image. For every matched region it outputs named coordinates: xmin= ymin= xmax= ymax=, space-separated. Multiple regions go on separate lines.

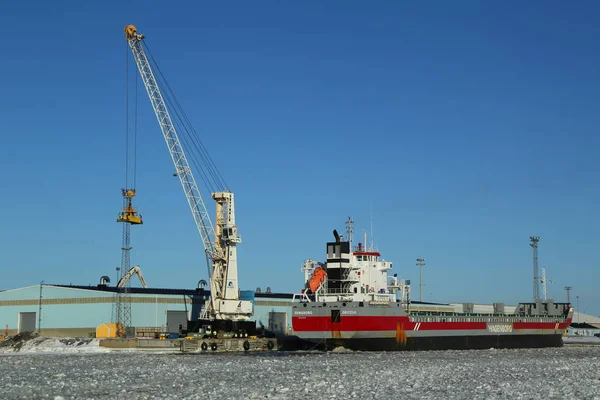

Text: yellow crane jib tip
xmin=124 ymin=25 xmax=143 ymax=41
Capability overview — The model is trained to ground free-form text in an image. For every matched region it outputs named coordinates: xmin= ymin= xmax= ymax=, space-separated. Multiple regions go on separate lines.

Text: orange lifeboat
xmin=308 ymin=266 xmax=327 ymax=293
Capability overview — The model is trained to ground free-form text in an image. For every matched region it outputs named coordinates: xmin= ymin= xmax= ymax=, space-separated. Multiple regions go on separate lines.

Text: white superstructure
xmin=301 ymin=229 xmax=408 ymax=305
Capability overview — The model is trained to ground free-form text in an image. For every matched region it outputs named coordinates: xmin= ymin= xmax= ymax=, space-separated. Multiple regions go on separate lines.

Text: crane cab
xmin=221 ymin=226 xmax=241 ymax=243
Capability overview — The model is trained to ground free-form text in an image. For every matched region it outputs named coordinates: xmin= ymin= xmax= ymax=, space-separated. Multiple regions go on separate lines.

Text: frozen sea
xmin=1 ymin=347 xmax=600 ymax=400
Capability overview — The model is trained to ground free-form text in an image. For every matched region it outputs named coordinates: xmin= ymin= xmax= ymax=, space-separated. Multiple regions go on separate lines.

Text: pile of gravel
xmin=0 ymin=332 xmax=38 ymax=351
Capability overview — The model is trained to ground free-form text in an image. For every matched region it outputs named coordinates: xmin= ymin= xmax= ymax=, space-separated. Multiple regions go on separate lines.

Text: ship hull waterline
xmin=291 ymin=301 xmax=572 ymax=352
xmin=294 ymin=333 xmax=564 ymax=351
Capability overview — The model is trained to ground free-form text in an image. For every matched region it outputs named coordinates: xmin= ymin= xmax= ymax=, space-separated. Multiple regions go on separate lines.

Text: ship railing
xmin=326 ymin=278 xmax=361 ymax=283
xmin=317 ymin=288 xmax=359 ymax=295
xmin=407 ymin=310 xmax=570 ymax=322
xmin=312 ymin=294 xmax=357 ymax=303
xmin=353 ymin=245 xmax=378 ymax=253
xmin=293 ymin=293 xmax=313 ymax=303
xmin=369 ymin=294 xmax=393 ymax=304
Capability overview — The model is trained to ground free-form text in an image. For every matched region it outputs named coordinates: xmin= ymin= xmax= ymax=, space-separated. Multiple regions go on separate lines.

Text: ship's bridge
xmin=353 ymin=243 xmax=380 ymax=261
xmin=354 ymin=252 xmax=380 ymax=261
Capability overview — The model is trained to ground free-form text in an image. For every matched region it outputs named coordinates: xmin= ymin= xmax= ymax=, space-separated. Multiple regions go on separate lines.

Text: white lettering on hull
xmin=488 ymin=324 xmax=513 ymax=333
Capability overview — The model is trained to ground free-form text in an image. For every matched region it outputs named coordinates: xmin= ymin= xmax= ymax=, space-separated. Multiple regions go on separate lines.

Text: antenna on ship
xmin=369 ymin=202 xmax=374 ymax=251
xmin=345 ymin=216 xmax=354 ymax=246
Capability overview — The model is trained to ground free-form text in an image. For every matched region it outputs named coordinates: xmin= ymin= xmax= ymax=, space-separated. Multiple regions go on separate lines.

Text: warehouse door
xmin=18 ymin=312 xmax=36 ymax=333
xmin=166 ymin=310 xmax=188 ymax=334
xmin=268 ymin=312 xmax=287 ymax=334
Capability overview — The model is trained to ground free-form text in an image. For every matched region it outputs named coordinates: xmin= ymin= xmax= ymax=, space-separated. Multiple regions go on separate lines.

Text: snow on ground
xmin=0 ymin=335 xmax=111 ymax=354
xmin=563 ymin=336 xmax=600 ymax=345
xmin=1 ymin=347 xmax=600 ymax=400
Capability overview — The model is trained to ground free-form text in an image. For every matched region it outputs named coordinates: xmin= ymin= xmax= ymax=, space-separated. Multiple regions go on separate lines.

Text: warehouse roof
xmin=49 ymin=284 xmax=293 ymax=299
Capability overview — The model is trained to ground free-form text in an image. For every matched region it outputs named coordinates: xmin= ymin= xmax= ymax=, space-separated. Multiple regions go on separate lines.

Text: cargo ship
xmin=291 ymin=228 xmax=573 ymax=351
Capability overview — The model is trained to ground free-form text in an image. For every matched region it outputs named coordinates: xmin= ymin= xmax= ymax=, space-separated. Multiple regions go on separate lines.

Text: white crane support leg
xmin=211 ymin=192 xmax=252 ymax=319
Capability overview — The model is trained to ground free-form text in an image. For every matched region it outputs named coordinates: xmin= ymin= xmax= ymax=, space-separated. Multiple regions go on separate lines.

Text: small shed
xmin=96 ymin=323 xmax=119 ymax=338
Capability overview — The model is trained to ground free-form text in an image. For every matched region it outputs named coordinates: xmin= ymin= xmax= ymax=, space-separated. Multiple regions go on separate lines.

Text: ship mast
xmin=345 ymin=217 xmax=354 ymax=247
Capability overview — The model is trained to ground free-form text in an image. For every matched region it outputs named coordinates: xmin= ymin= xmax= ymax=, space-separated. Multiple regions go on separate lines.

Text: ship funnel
xmin=333 ymin=229 xmax=340 ymax=243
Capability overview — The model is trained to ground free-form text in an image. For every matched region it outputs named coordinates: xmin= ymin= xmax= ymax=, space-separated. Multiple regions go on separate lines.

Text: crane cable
xmin=125 ymin=41 xmax=138 ymax=190
xmin=125 ymin=41 xmax=129 ymax=189
xmin=134 ymin=53 xmax=138 ymax=189
xmin=143 ymin=41 xmax=228 ymax=193
xmin=146 ymin=41 xmax=224 ymax=192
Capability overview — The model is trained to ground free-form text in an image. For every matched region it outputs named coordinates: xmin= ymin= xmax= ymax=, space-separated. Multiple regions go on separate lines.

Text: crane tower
xmin=112 ymin=64 xmax=144 ymax=336
xmin=123 ymin=25 xmax=253 ymax=333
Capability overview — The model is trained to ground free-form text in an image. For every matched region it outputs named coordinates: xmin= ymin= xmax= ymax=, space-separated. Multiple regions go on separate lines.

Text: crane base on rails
xmin=187 ymin=319 xmax=257 ymax=338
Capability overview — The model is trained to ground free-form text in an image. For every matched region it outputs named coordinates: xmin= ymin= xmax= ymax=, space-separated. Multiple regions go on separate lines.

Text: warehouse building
xmin=3 ymin=284 xmax=596 ymax=339
xmin=0 ymin=284 xmax=293 ymax=338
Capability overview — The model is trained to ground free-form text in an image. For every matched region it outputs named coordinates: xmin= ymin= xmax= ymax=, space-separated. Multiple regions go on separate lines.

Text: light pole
xmin=576 ymin=296 xmax=580 ymax=323
xmin=416 ymin=258 xmax=425 ymax=302
xmin=529 ymin=236 xmax=540 ymax=301
xmin=38 ymin=280 xmax=44 ymax=334
xmin=564 ymin=286 xmax=572 ymax=304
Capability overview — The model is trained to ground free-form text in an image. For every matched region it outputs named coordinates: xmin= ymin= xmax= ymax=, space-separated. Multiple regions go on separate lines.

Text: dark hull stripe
xmin=302 ymin=334 xmax=564 ymax=351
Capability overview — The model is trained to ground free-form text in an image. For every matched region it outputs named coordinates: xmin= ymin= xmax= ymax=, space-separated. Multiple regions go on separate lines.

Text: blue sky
xmin=1 ymin=1 xmax=598 ymax=315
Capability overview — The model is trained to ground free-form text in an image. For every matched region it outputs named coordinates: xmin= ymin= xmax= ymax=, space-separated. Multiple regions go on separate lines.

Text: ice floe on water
xmin=1 ymin=345 xmax=600 ymax=399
